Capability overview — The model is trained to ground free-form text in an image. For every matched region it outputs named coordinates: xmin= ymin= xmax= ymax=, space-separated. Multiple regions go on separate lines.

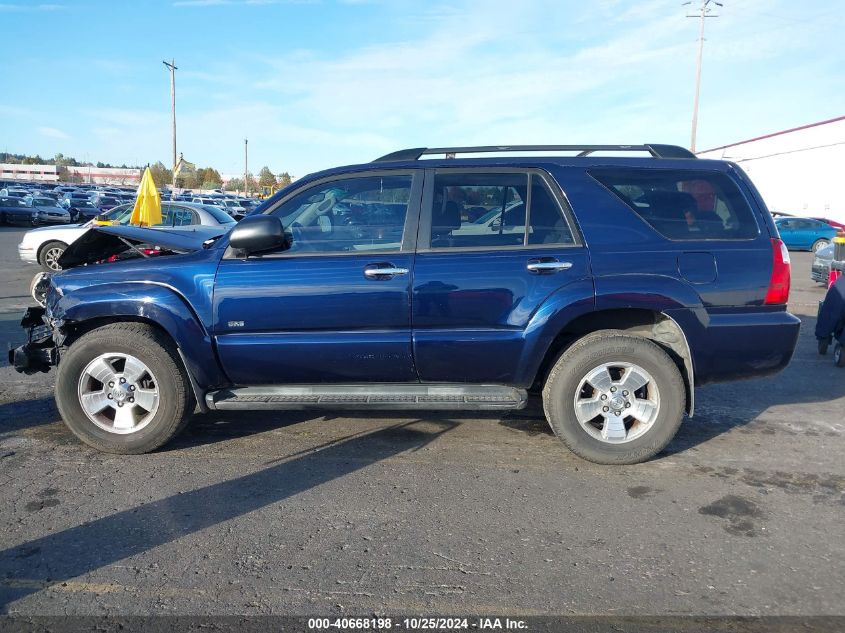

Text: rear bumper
xmin=8 ymin=307 xmax=58 ymax=374
xmin=687 ymin=309 xmax=801 ymax=385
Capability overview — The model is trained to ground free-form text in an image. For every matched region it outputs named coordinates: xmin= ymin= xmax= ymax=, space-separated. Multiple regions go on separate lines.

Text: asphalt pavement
xmin=0 ymin=224 xmax=843 ymax=618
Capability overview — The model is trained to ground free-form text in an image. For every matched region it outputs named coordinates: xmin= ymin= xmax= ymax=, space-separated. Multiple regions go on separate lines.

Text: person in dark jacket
xmin=816 ymin=273 xmax=845 ymax=359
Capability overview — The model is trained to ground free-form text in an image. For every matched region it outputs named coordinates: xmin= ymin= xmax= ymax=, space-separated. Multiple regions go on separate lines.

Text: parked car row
xmin=1 ymin=180 xmax=261 ymax=225
xmin=1 ymin=182 xmax=137 ymax=224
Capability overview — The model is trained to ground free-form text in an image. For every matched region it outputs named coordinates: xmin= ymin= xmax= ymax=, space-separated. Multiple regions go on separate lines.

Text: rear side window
xmin=589 ymin=168 xmax=759 ymax=240
xmin=428 ymin=172 xmax=574 ymax=249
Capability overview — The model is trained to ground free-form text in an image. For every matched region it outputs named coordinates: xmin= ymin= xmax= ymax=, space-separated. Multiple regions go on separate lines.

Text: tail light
xmin=764 ymin=238 xmax=790 ymax=305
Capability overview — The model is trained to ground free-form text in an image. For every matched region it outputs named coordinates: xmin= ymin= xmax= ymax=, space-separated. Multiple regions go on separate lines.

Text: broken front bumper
xmin=8 ymin=307 xmax=58 ymax=374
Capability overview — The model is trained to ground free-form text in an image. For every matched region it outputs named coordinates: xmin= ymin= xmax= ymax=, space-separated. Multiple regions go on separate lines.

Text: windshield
xmin=33 ymin=198 xmax=56 ymax=206
xmin=201 ymin=205 xmax=237 ymax=224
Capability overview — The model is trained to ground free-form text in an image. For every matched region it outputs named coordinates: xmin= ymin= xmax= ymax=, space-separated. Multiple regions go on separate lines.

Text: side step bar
xmin=205 ymin=384 xmax=527 ymax=411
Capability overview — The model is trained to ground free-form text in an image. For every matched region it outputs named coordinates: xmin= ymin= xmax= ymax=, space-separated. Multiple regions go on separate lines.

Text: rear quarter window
xmin=588 ymin=168 xmax=760 ymax=240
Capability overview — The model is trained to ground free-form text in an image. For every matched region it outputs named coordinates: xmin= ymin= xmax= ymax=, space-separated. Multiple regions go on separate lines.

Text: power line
xmin=719 ymin=141 xmax=845 ymax=163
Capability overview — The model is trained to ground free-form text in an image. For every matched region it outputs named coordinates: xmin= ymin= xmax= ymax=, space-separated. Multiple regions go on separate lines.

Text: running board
xmin=205 ymin=384 xmax=527 ymax=411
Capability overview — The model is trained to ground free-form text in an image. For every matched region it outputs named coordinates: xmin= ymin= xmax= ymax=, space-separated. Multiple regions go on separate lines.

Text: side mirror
xmin=228 ymin=214 xmax=285 ymax=255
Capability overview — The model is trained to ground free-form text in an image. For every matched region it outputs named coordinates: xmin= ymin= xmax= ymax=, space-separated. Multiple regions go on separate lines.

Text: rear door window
xmin=589 ymin=168 xmax=760 ymax=240
xmin=426 ymin=171 xmax=575 ymax=249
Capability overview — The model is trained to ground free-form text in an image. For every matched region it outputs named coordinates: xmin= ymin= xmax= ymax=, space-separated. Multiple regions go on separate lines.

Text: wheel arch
xmin=37 ymin=239 xmax=68 ymax=265
xmin=532 ymin=308 xmax=695 ymax=416
xmin=52 ymin=282 xmax=228 ymax=400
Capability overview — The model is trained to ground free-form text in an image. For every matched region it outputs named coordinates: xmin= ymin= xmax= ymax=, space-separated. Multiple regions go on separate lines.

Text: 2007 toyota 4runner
xmin=10 ymin=144 xmax=801 ymax=464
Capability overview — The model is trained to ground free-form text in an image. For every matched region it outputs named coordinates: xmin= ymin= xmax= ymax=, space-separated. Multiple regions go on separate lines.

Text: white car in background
xmin=18 ymin=201 xmax=236 ymax=272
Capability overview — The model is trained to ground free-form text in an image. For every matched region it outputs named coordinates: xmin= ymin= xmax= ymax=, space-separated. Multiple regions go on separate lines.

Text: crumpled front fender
xmin=53 ymin=281 xmax=228 ymax=391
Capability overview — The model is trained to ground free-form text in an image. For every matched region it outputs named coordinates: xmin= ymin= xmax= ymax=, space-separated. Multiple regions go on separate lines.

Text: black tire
xmin=39 ymin=240 xmax=67 ymax=272
xmin=0 ymin=212 xmax=6 ymax=225
xmin=812 ymin=239 xmax=829 ymax=253
xmin=55 ymin=323 xmax=195 ymax=454
xmin=818 ymin=336 xmax=830 ymax=356
xmin=542 ymin=331 xmax=685 ymax=465
xmin=834 ymin=344 xmax=845 ymax=368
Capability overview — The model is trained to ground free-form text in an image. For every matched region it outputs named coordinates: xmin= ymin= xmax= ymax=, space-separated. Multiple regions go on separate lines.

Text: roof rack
xmin=373 ymin=144 xmax=697 ymax=162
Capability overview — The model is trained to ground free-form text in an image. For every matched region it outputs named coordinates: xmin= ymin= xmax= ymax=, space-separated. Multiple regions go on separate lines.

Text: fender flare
xmin=522 ymin=275 xmax=702 ymax=415
xmin=52 ymin=281 xmax=228 ymax=396
xmin=515 ymin=277 xmax=596 ymax=386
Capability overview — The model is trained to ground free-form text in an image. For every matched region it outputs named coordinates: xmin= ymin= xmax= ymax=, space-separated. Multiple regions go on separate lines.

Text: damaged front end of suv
xmin=9 ymin=224 xmax=225 ymax=375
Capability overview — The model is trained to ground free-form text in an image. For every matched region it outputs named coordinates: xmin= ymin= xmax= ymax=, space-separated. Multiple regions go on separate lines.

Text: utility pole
xmin=162 ymin=59 xmax=178 ymax=190
xmin=685 ymin=0 xmax=721 ymax=153
xmin=244 ymin=138 xmax=249 ymax=196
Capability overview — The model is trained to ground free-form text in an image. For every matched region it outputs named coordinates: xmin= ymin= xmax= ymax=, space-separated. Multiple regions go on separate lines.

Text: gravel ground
xmin=0 ymin=224 xmax=843 ymax=617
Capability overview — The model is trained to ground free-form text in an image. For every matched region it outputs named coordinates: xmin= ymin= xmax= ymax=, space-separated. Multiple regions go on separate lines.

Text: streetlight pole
xmin=244 ymin=138 xmax=249 ymax=196
xmin=686 ymin=0 xmax=721 ymax=153
xmin=162 ymin=59 xmax=178 ymax=190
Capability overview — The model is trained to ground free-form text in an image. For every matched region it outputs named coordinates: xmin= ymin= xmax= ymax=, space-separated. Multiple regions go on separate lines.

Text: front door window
xmin=272 ymin=175 xmax=413 ymax=254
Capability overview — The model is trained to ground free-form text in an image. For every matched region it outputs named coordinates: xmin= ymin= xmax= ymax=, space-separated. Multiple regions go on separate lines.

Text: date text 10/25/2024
xmin=307 ymin=617 xmax=529 ymax=630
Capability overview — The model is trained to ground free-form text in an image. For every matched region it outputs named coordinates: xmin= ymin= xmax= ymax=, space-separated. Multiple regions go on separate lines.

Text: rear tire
xmin=818 ymin=337 xmax=830 ymax=355
xmin=39 ymin=240 xmax=67 ymax=272
xmin=55 ymin=323 xmax=195 ymax=454
xmin=812 ymin=239 xmax=829 ymax=253
xmin=542 ymin=331 xmax=685 ymax=465
xmin=834 ymin=343 xmax=845 ymax=368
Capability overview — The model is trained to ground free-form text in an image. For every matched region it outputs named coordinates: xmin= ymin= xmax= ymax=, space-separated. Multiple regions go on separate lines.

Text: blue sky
xmin=0 ymin=0 xmax=842 ymax=178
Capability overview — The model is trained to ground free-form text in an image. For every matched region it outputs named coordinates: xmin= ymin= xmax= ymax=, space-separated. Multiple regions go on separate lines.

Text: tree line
xmin=143 ymin=163 xmax=293 ymax=191
xmin=0 ymin=152 xmax=138 ymax=170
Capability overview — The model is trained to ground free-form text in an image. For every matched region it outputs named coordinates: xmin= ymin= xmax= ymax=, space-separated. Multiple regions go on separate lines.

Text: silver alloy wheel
xmin=573 ymin=362 xmax=660 ymax=444
xmin=77 ymin=353 xmax=160 ymax=434
xmin=43 ymin=246 xmax=64 ymax=271
xmin=813 ymin=240 xmax=829 ymax=252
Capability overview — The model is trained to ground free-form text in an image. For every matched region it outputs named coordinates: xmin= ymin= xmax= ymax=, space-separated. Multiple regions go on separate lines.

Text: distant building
xmin=65 ymin=166 xmax=141 ymax=185
xmin=0 ymin=163 xmax=59 ymax=182
xmin=697 ymin=115 xmax=845 ymax=223
xmin=0 ymin=162 xmax=141 ymax=185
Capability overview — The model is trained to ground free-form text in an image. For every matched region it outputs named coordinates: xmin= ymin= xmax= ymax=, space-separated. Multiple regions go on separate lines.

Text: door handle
xmin=364 ymin=264 xmax=409 ymax=279
xmin=526 ymin=259 xmax=572 ymax=273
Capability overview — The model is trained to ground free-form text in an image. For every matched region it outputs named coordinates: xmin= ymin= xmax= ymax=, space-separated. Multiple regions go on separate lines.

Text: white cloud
xmin=37 ymin=126 xmax=70 ymax=140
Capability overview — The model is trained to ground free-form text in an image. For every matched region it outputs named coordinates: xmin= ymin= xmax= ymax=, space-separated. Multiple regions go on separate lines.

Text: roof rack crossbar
xmin=373 ymin=144 xmax=696 ymax=162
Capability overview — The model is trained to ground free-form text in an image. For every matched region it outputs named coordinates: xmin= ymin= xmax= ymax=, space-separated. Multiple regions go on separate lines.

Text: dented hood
xmin=58 ymin=224 xmax=227 ymax=268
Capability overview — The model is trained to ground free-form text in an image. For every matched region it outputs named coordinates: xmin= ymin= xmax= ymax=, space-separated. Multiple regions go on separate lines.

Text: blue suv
xmin=10 ymin=144 xmax=801 ymax=464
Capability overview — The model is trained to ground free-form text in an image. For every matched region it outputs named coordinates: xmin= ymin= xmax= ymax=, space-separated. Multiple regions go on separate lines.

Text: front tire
xmin=55 ymin=323 xmax=195 ymax=454
xmin=542 ymin=331 xmax=685 ymax=464
xmin=39 ymin=240 xmax=67 ymax=272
